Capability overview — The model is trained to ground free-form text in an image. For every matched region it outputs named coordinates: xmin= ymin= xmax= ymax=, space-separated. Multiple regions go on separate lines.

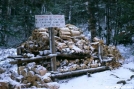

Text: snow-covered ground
xmin=0 ymin=44 xmax=134 ymax=89
xmin=59 ymin=63 xmax=134 ymax=89
xmin=59 ymin=44 xmax=134 ymax=89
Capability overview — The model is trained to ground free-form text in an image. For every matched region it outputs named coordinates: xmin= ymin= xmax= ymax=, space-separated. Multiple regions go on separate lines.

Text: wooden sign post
xmin=35 ymin=15 xmax=65 ymax=71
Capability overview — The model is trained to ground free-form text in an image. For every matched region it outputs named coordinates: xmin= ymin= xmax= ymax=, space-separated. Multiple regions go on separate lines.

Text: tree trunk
xmin=88 ymin=1 xmax=97 ymax=42
xmin=106 ymin=1 xmax=111 ymax=45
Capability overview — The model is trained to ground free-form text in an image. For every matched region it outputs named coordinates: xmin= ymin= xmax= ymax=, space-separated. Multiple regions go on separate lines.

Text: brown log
xmin=70 ymin=30 xmax=81 ymax=36
xmin=10 ymin=54 xmax=57 ymax=64
xmin=39 ymin=69 xmax=47 ymax=76
xmin=7 ymin=55 xmax=29 ymax=59
xmin=51 ymin=66 xmax=109 ymax=78
xmin=90 ymin=64 xmax=98 ymax=68
xmin=60 ymin=31 xmax=71 ymax=35
xmin=60 ymin=35 xmax=71 ymax=39
xmin=57 ymin=53 xmax=90 ymax=59
xmin=27 ymin=76 xmax=32 ymax=83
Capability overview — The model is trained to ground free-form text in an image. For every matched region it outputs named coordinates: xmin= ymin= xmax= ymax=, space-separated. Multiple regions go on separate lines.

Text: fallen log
xmin=10 ymin=54 xmax=57 ymax=64
xmin=8 ymin=55 xmax=29 ymax=59
xmin=57 ymin=53 xmax=90 ymax=59
xmin=51 ymin=66 xmax=109 ymax=79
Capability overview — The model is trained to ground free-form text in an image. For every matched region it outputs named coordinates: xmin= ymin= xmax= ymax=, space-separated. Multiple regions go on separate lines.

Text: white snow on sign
xmin=35 ymin=15 xmax=65 ymax=28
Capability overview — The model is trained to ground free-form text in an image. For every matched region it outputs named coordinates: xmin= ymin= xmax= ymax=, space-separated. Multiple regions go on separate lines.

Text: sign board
xmin=35 ymin=15 xmax=65 ymax=28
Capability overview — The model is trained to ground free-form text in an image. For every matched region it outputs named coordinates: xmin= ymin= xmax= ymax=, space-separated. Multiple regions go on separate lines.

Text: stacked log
xmin=18 ymin=62 xmax=60 ymax=89
xmin=57 ymin=57 xmax=101 ymax=73
xmin=18 ymin=24 xmax=91 ymax=56
xmin=17 ymin=24 xmax=124 ymax=69
xmin=92 ymin=37 xmax=124 ymax=69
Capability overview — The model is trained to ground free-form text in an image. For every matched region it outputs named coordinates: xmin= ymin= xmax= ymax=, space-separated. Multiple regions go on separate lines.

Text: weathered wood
xmin=49 ymin=27 xmax=57 ymax=71
xmin=70 ymin=30 xmax=81 ymax=36
xmin=9 ymin=54 xmax=57 ymax=64
xmin=57 ymin=53 xmax=90 ymax=59
xmin=8 ymin=55 xmax=29 ymax=59
xmin=51 ymin=66 xmax=109 ymax=78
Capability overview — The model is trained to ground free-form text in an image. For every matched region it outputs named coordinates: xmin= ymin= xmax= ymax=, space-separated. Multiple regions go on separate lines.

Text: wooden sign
xmin=35 ymin=15 xmax=65 ymax=28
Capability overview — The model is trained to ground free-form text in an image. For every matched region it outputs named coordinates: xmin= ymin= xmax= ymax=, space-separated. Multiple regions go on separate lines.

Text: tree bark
xmin=106 ymin=1 xmax=111 ymax=45
xmin=88 ymin=1 xmax=97 ymax=42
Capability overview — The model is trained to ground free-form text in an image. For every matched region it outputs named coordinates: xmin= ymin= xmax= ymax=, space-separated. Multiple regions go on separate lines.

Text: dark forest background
xmin=0 ymin=0 xmax=134 ymax=47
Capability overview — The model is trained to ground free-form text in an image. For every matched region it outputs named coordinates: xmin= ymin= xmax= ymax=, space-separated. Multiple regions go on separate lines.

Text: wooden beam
xmin=49 ymin=27 xmax=57 ymax=71
xmin=9 ymin=54 xmax=57 ymax=64
xmin=57 ymin=54 xmax=90 ymax=59
xmin=51 ymin=66 xmax=109 ymax=79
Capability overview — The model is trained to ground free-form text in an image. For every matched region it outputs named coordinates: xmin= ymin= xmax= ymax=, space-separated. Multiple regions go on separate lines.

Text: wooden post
xmin=98 ymin=43 xmax=102 ymax=63
xmin=49 ymin=27 xmax=57 ymax=71
xmin=17 ymin=59 xmax=21 ymax=75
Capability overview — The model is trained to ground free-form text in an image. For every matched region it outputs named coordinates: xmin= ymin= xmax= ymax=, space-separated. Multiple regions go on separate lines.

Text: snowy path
xmin=59 ymin=63 xmax=134 ymax=89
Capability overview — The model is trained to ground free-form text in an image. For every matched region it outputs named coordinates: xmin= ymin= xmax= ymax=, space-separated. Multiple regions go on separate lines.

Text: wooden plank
xmin=49 ymin=27 xmax=57 ymax=71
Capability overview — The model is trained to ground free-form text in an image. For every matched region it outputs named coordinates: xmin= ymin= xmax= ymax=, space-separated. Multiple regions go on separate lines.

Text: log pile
xmin=56 ymin=37 xmax=124 ymax=72
xmin=57 ymin=57 xmax=101 ymax=73
xmin=19 ymin=24 xmax=91 ymax=56
xmin=92 ymin=37 xmax=124 ymax=69
xmin=17 ymin=24 xmax=124 ymax=70
xmin=17 ymin=62 xmax=60 ymax=89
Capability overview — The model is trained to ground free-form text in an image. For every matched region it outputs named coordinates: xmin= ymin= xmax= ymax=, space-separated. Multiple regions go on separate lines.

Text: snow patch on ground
xmin=123 ymin=62 xmax=134 ymax=69
xmin=59 ymin=65 xmax=134 ymax=89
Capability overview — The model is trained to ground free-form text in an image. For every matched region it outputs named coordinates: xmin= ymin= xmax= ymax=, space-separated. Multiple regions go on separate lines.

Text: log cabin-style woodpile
xmin=17 ymin=24 xmax=124 ymax=71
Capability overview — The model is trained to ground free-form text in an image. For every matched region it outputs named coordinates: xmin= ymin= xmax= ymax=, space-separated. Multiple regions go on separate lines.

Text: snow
xmin=123 ymin=62 xmax=134 ymax=69
xmin=59 ymin=44 xmax=134 ymax=89
xmin=0 ymin=48 xmax=16 ymax=61
xmin=0 ymin=44 xmax=134 ymax=89
xmin=59 ymin=66 xmax=134 ymax=89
